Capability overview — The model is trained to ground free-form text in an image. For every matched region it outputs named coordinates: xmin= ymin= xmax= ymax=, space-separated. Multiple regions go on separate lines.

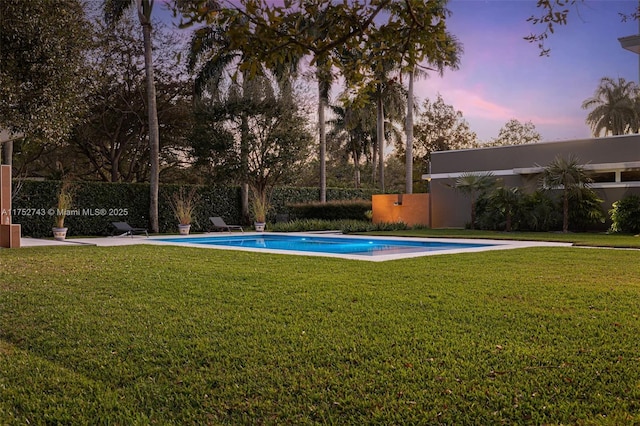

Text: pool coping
xmin=146 ymin=232 xmax=573 ymax=262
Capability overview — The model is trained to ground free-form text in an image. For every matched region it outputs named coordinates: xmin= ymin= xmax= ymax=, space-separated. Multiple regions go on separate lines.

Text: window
xmin=589 ymin=172 xmax=615 ymax=183
xmin=621 ymin=170 xmax=640 ymax=182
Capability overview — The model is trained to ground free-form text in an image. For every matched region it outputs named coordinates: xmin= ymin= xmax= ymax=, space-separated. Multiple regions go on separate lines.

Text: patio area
xmin=19 ymin=236 xmax=151 ymax=247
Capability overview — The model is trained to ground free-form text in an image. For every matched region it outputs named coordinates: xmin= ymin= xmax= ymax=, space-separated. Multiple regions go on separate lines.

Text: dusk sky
xmin=160 ymin=0 xmax=640 ymax=143
xmin=419 ymin=0 xmax=640 ymax=143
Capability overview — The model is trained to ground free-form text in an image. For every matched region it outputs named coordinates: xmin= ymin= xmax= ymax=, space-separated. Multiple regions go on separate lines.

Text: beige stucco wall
xmin=372 ymin=193 xmax=430 ymax=227
xmin=428 ymin=134 xmax=640 ymax=228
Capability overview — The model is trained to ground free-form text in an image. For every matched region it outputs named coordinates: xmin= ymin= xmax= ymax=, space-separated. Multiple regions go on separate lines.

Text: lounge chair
xmin=209 ymin=216 xmax=243 ymax=232
xmin=111 ymin=221 xmax=148 ymax=237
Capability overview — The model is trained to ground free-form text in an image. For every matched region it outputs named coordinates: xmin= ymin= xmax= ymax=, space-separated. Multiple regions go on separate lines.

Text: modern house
xmin=424 ymin=134 xmax=640 ymax=228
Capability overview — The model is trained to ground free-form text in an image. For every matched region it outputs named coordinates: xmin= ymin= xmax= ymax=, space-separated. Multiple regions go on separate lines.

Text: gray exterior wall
xmin=427 ymin=134 xmax=640 ymax=228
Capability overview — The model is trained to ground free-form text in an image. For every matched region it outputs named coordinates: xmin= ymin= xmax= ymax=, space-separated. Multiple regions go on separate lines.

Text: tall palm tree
xmin=189 ymin=23 xmax=254 ymax=223
xmin=104 ymin=0 xmax=160 ymax=233
xmin=327 ymin=101 xmax=374 ymax=188
xmin=541 ymin=155 xmax=591 ymax=233
xmin=452 ymin=172 xmax=495 ymax=230
xmin=316 ymin=59 xmax=333 ymax=203
xmin=189 ymin=20 xmax=300 ymax=222
xmin=581 ymin=76 xmax=639 ymax=137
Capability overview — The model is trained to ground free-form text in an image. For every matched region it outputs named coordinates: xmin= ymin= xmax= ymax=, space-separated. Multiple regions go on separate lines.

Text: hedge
xmin=287 ymin=200 xmax=373 ymax=221
xmin=11 ymin=180 xmax=376 ymax=237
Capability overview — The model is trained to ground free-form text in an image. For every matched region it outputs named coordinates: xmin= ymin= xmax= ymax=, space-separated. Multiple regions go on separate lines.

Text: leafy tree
xmin=377 ymin=1 xmax=462 ymax=194
xmin=451 ymin=172 xmax=495 ymax=230
xmin=0 ymin=0 xmax=90 ymax=164
xmin=527 ymin=1 xmax=640 ymax=56
xmin=68 ymin=16 xmax=191 ymax=183
xmin=104 ymin=0 xmax=161 ymax=232
xmin=581 ymin=77 xmax=639 ymax=137
xmin=198 ymin=1 xmax=390 ymax=203
xmin=487 ymin=119 xmax=541 ymax=147
xmin=189 ymin=21 xmax=265 ymax=222
xmin=178 ymin=0 xmax=460 ymax=198
xmin=540 ymin=155 xmax=592 ymax=233
xmin=190 ymin=72 xmax=313 ymax=221
xmin=412 ymin=94 xmax=478 ymax=175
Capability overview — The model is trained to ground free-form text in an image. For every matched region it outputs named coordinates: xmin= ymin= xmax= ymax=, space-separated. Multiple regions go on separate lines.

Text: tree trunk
xmin=563 ymin=190 xmax=569 ymax=233
xmin=318 ymin=80 xmax=327 ymax=203
xmin=405 ymin=69 xmax=414 ymax=194
xmin=240 ymin=77 xmax=250 ymax=223
xmin=141 ymin=19 xmax=159 ymax=233
xmin=2 ymin=141 xmax=12 ymax=166
xmin=352 ymin=149 xmax=360 ymax=189
xmin=470 ymin=195 xmax=476 ymax=230
xmin=376 ymin=88 xmax=385 ymax=192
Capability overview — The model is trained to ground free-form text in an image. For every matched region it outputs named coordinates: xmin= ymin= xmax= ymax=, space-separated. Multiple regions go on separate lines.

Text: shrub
xmin=519 ymin=191 xmax=562 ymax=232
xmin=609 ymin=195 xmax=640 ymax=234
xmin=476 ymin=187 xmax=523 ymax=232
xmin=568 ymin=188 xmax=605 ymax=231
xmin=268 ymin=219 xmax=410 ymax=233
xmin=12 ymin=181 xmax=373 ymax=237
xmin=287 ymin=200 xmax=373 ymax=221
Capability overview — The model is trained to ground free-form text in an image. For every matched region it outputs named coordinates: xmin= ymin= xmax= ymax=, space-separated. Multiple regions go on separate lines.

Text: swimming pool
xmin=153 ymin=233 xmax=513 ymax=261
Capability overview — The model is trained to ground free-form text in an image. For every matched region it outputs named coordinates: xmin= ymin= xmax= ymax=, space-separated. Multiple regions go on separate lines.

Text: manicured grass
xmin=1 ymin=244 xmax=639 ymax=424
xmin=364 ymin=228 xmax=640 ymax=248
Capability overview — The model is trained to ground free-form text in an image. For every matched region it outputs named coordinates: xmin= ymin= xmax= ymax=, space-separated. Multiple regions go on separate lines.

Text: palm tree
xmin=104 ymin=0 xmax=160 ymax=233
xmin=489 ymin=186 xmax=521 ymax=232
xmin=541 ymin=155 xmax=591 ymax=233
xmin=316 ymin=59 xmax=333 ymax=203
xmin=405 ymin=67 xmax=415 ymax=194
xmin=452 ymin=172 xmax=495 ymax=230
xmin=327 ymin=101 xmax=374 ymax=188
xmin=189 ymin=20 xmax=301 ymax=222
xmin=581 ymin=76 xmax=639 ymax=137
xmin=402 ymin=34 xmax=461 ymax=194
xmin=189 ymin=23 xmax=255 ymax=223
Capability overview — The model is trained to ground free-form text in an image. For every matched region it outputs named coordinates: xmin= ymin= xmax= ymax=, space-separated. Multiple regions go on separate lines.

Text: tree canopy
xmin=412 ymin=94 xmax=478 ymax=164
xmin=0 ymin=0 xmax=90 ymax=141
xmin=486 ymin=119 xmax=542 ymax=147
xmin=582 ymin=77 xmax=639 ymax=137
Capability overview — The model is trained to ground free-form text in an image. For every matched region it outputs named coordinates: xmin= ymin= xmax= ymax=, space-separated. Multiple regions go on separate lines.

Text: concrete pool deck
xmin=17 ymin=233 xmax=574 ymax=262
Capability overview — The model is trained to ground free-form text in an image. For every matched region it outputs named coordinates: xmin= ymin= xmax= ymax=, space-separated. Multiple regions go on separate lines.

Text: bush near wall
xmin=10 ymin=181 xmax=242 ymax=237
xmin=12 ymin=181 xmax=151 ymax=238
xmin=609 ymin=195 xmax=640 ymax=234
xmin=269 ymin=187 xmax=377 ymax=219
xmin=12 ymin=181 xmax=375 ymax=237
xmin=287 ymin=200 xmax=373 ymax=221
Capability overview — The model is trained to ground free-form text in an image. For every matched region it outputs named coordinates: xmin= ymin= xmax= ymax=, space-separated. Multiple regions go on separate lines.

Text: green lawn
xmin=1 ymin=243 xmax=639 ymax=424
xmin=363 ymin=228 xmax=640 ymax=248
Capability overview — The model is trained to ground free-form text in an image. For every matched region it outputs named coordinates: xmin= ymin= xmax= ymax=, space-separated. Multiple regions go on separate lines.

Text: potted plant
xmin=53 ymin=181 xmax=74 ymax=241
xmin=251 ymin=189 xmax=268 ymax=232
xmin=168 ymin=186 xmax=200 ymax=235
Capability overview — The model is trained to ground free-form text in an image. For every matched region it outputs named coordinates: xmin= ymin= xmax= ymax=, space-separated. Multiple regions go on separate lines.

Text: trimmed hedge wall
xmin=288 ymin=200 xmax=373 ymax=221
xmin=12 ymin=180 xmax=376 ymax=237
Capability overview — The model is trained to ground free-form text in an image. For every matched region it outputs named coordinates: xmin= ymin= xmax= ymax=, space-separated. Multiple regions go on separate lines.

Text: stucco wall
xmin=372 ymin=194 xmax=430 ymax=227
xmin=428 ymin=134 xmax=640 ymax=228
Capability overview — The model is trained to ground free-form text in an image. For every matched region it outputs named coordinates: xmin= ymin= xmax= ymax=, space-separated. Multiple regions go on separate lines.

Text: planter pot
xmin=52 ymin=227 xmax=68 ymax=241
xmin=178 ymin=224 xmax=191 ymax=235
xmin=254 ymin=222 xmax=266 ymax=232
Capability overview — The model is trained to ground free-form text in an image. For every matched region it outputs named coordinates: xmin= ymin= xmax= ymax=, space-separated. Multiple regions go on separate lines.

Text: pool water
xmin=156 ymin=234 xmax=497 ymax=257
